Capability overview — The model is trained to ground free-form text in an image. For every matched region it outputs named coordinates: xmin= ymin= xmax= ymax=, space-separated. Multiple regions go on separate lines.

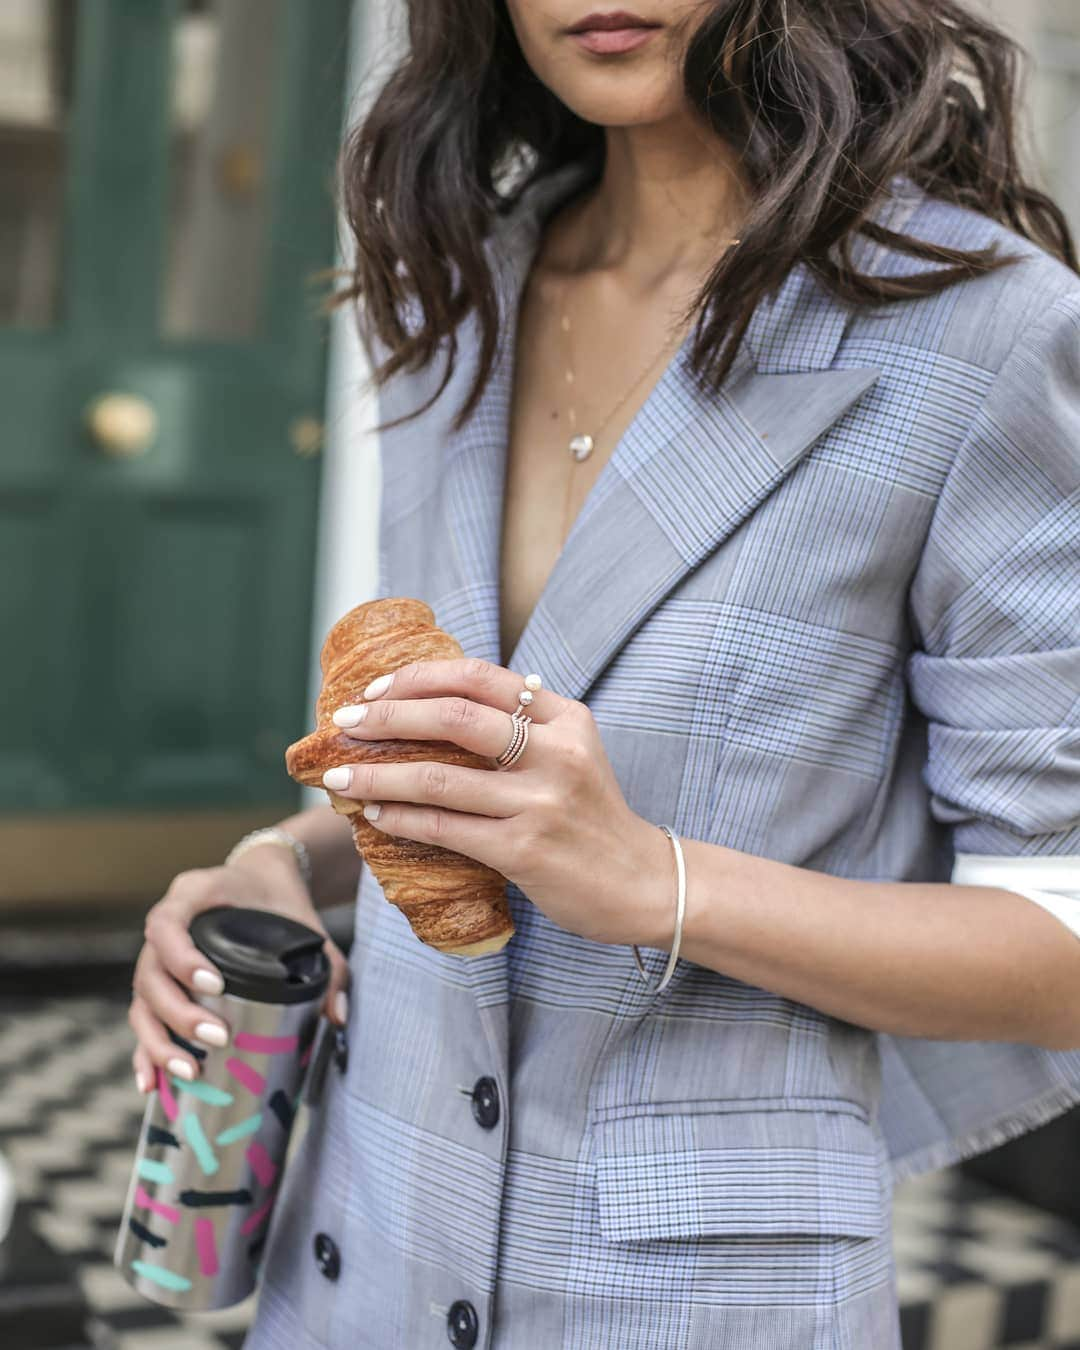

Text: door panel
xmin=0 ymin=0 xmax=76 ymax=329
xmin=0 ymin=0 xmax=352 ymax=891
xmin=119 ymin=495 xmax=265 ymax=800
xmin=0 ymin=494 xmax=67 ymax=806
xmin=161 ymin=0 xmax=281 ymax=340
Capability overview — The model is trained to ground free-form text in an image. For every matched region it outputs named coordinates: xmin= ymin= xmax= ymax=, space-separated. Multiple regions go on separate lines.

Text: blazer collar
xmin=432 ymin=161 xmax=923 ymax=708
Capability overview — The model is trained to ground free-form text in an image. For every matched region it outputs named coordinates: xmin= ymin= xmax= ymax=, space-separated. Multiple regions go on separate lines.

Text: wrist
xmin=224 ymin=841 xmax=309 ymax=896
xmin=627 ymin=828 xmax=722 ymax=957
xmin=626 ymin=817 xmax=682 ymax=950
xmin=226 ymin=826 xmax=311 ymax=884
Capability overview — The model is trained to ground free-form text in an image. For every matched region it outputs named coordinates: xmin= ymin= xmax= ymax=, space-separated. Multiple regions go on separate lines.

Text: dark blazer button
xmin=333 ymin=1025 xmax=348 ymax=1075
xmin=470 ymin=1076 xmax=499 ymax=1129
xmin=313 ymin=1231 xmax=340 ymax=1281
xmin=447 ymin=1299 xmax=479 ymax=1348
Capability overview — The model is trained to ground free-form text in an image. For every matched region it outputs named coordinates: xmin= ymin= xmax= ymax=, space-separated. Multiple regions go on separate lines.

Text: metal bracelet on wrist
xmin=224 ymin=827 xmax=313 ymax=886
xmin=631 ymin=824 xmax=686 ymax=994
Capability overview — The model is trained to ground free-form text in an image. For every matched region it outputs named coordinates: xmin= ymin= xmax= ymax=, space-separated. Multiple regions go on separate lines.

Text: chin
xmin=539 ymin=66 xmax=684 ymax=129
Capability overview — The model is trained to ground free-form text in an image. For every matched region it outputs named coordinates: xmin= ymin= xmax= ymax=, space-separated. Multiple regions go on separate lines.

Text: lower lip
xmin=569 ymin=25 xmax=660 ymax=55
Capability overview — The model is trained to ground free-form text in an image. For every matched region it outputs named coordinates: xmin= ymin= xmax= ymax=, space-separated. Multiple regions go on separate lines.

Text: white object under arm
xmin=952 ymin=853 xmax=1080 ymax=941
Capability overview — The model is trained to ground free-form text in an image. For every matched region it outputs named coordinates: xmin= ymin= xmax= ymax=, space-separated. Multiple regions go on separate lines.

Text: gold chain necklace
xmin=555 ymin=239 xmax=739 ymax=545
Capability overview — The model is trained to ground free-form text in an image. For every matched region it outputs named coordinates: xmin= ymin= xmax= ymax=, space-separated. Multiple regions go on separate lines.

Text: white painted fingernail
xmin=363 ymin=673 xmax=393 ymax=700
xmin=362 ymin=802 xmax=382 ymax=821
xmin=167 ymin=1057 xmax=195 ymax=1081
xmin=135 ymin=1070 xmax=150 ymax=1094
xmin=323 ymin=766 xmax=352 ymax=790
xmin=192 ymin=967 xmax=225 ymax=995
xmin=334 ymin=989 xmax=349 ymax=1023
xmin=194 ymin=1021 xmax=228 ymax=1048
xmin=333 ymin=704 xmax=367 ymax=726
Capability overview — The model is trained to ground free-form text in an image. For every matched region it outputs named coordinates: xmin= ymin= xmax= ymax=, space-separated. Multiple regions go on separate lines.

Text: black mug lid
xmin=188 ymin=906 xmax=331 ymax=1005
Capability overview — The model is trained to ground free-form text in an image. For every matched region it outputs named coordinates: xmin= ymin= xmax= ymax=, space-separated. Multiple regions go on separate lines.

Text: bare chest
xmin=497 ymin=277 xmax=686 ymax=668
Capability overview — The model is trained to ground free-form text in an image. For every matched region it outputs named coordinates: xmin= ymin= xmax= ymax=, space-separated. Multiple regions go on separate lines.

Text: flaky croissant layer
xmin=284 ymin=597 xmax=514 ymax=956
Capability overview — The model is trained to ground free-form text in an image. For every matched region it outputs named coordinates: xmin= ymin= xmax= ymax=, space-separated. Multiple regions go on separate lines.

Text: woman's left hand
xmin=321 ymin=657 xmax=672 ymax=948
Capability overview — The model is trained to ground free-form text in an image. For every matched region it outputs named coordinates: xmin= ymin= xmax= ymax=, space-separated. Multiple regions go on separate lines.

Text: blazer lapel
xmin=506 ymin=353 xmax=882 ymax=705
xmin=432 ymin=160 xmax=892 ymax=703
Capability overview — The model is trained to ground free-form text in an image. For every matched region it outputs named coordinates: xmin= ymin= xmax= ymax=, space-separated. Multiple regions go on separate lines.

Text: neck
xmin=559 ymin=117 xmax=751 ymax=283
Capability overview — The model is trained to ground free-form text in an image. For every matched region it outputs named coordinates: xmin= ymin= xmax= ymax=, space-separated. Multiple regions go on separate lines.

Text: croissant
xmin=284 ymin=597 xmax=514 ymax=956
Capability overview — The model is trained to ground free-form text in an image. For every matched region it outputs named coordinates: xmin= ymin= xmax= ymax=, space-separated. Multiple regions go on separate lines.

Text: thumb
xmin=321 ymin=937 xmax=352 ymax=1028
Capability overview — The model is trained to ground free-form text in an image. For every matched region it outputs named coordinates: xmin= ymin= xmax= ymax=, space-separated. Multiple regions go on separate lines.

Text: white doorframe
xmin=301 ymin=0 xmax=406 ymax=809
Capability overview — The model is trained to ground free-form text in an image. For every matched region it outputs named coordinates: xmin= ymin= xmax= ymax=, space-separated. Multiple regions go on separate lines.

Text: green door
xmin=0 ymin=0 xmax=351 ymax=901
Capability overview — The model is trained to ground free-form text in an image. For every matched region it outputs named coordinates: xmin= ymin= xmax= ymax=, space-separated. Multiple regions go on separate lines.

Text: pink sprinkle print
xmin=240 ymin=1186 xmax=278 ymax=1236
xmin=194 ymin=1217 xmax=219 ymax=1277
xmin=245 ymin=1141 xmax=278 ymax=1189
xmin=234 ymin=1032 xmax=299 ymax=1055
xmin=134 ymin=1185 xmax=180 ymax=1224
xmin=225 ymin=1057 xmax=266 ymax=1096
xmin=155 ymin=1065 xmax=179 ymax=1121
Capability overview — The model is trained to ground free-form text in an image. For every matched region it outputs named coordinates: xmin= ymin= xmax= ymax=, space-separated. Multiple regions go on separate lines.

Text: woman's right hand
xmin=128 ymin=851 xmax=351 ymax=1095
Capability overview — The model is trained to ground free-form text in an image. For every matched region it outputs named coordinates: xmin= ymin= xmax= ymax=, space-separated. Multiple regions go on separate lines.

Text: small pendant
xmin=568 ymin=434 xmax=594 ymax=461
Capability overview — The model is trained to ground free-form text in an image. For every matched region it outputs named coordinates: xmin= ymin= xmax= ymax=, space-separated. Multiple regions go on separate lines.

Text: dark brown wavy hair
xmin=332 ymin=0 xmax=1078 ymax=433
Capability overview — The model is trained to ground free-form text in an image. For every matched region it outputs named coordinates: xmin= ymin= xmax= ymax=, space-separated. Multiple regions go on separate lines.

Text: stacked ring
xmin=495 ymin=673 xmax=543 ymax=770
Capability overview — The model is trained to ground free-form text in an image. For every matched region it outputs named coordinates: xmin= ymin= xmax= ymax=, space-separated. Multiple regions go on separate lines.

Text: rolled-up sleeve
xmin=882 ymin=289 xmax=1080 ymax=1183
xmin=951 ymin=852 xmax=1080 ymax=940
xmin=904 ymin=293 xmax=1080 ymax=865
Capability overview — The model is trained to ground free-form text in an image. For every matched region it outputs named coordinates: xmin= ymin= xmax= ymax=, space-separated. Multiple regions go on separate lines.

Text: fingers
xmin=132 ymin=1039 xmax=155 ymax=1096
xmin=130 ymin=941 xmax=231 ymax=1086
xmin=128 ymin=871 xmax=355 ymax=1097
xmin=322 ymin=938 xmax=352 ymax=1028
xmin=331 ymin=692 xmax=522 ymax=765
xmin=143 ymin=885 xmax=227 ymax=998
xmin=129 ymin=939 xmax=352 ymax=1095
xmin=320 ymin=755 xmax=520 ymax=817
xmin=337 ymin=657 xmax=565 ymax=720
xmin=128 ymin=993 xmax=204 ymax=1090
xmin=132 ymin=947 xmax=352 ymax=1095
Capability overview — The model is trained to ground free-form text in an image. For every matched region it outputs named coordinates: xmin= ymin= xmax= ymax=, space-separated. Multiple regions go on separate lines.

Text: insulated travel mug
xmin=114 ymin=904 xmax=330 ymax=1310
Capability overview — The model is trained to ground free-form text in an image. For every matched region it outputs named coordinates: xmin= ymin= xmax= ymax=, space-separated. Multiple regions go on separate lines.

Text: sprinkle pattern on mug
xmin=124 ymin=1016 xmax=317 ymax=1297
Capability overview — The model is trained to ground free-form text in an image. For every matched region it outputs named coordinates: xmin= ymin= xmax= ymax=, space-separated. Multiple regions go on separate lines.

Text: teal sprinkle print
xmin=216 ymin=1112 xmax=262 ymax=1146
xmin=131 ymin=1260 xmax=192 ymax=1292
xmin=136 ymin=1158 xmax=174 ymax=1185
xmin=170 ymin=1076 xmax=234 ymax=1107
xmin=182 ymin=1112 xmax=219 ymax=1176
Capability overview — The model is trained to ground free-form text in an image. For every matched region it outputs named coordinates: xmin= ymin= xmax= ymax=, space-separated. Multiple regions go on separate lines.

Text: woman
xmin=128 ymin=1 xmax=1080 ymax=1345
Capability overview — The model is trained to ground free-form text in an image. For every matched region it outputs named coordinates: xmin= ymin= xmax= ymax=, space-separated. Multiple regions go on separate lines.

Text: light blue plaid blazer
xmin=243 ymin=161 xmax=1080 ymax=1350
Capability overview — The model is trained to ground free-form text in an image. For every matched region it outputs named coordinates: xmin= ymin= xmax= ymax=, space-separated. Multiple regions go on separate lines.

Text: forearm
xmin=228 ymin=803 xmax=361 ymax=911
xmin=635 ymin=835 xmax=1080 ymax=1051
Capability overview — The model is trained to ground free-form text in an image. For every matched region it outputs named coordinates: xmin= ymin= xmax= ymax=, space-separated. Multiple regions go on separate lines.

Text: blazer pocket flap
xmin=592 ymin=1101 xmax=885 ymax=1241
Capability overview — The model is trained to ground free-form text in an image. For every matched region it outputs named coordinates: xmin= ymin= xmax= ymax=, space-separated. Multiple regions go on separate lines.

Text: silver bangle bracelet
xmin=225 ymin=827 xmax=313 ymax=887
xmin=631 ymin=824 xmax=686 ymax=994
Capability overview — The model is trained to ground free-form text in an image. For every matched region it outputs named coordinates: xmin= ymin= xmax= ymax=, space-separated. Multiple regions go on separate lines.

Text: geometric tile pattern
xmin=4 ymin=992 xmax=1080 ymax=1350
xmin=895 ymin=1169 xmax=1080 ymax=1350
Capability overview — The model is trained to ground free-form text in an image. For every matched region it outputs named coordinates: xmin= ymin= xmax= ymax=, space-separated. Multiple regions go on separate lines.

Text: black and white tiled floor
xmin=894 ymin=1169 xmax=1080 ymax=1349
xmin=4 ymin=991 xmax=1080 ymax=1350
xmin=0 ymin=993 xmax=260 ymax=1350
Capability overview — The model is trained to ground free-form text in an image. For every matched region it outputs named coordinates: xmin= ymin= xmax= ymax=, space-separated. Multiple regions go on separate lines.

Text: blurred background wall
xmin=1 ymin=0 xmax=1078 ymax=891
xmin=982 ymin=0 xmax=1080 ymax=225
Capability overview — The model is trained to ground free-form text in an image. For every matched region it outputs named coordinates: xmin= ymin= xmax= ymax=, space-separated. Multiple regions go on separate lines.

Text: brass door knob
xmin=84 ymin=392 xmax=158 ymax=458
xmin=289 ymin=416 xmax=324 ymax=458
